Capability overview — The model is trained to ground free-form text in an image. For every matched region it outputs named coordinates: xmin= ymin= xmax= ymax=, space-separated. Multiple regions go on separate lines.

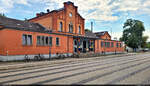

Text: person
xmin=78 ymin=46 xmax=82 ymax=53
xmin=126 ymin=49 xmax=128 ymax=53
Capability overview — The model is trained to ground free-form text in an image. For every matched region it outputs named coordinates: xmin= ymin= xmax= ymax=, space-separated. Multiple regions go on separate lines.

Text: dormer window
xmin=69 ymin=13 xmax=72 ymax=17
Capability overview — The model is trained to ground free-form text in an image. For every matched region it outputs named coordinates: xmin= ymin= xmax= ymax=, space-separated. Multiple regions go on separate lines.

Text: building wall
xmin=0 ymin=29 xmax=73 ymax=56
xmin=0 ymin=28 xmax=124 ymax=57
xmin=29 ymin=2 xmax=85 ymax=36
xmin=29 ymin=14 xmax=53 ymax=30
xmin=95 ymin=39 xmax=124 ymax=53
xmin=100 ymin=34 xmax=111 ymax=40
xmin=0 ymin=30 xmax=5 ymax=55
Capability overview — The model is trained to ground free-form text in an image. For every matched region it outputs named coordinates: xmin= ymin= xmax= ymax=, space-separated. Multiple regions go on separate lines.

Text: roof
xmin=29 ymin=1 xmax=84 ymax=21
xmin=85 ymin=31 xmax=98 ymax=38
xmin=94 ymin=31 xmax=108 ymax=36
xmin=0 ymin=16 xmax=46 ymax=32
xmin=94 ymin=31 xmax=111 ymax=38
xmin=28 ymin=8 xmax=65 ymax=21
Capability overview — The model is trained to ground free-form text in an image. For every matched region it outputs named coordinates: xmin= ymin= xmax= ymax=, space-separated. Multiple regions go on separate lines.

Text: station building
xmin=0 ymin=1 xmax=124 ymax=61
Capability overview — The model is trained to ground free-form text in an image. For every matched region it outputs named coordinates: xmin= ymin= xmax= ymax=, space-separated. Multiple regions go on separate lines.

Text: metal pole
xmin=104 ymin=39 xmax=106 ymax=55
xmin=91 ymin=22 xmax=93 ymax=32
xmin=49 ymin=46 xmax=51 ymax=60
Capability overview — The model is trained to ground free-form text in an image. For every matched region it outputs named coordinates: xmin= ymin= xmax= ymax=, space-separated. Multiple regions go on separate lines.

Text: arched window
xmin=79 ymin=26 xmax=81 ymax=34
xmin=69 ymin=22 xmax=73 ymax=33
xmin=59 ymin=22 xmax=63 ymax=32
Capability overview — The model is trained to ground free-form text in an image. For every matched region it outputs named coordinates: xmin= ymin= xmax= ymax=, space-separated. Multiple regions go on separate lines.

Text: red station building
xmin=0 ymin=1 xmax=124 ymax=61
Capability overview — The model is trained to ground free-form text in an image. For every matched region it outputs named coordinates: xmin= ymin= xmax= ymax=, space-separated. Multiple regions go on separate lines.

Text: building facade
xmin=0 ymin=1 xmax=124 ymax=61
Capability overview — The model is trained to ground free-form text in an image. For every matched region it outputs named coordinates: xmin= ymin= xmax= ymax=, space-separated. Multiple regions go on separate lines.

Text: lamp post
xmin=114 ymin=37 xmax=117 ymax=55
xmin=49 ymin=46 xmax=51 ymax=60
xmin=104 ymin=40 xmax=106 ymax=55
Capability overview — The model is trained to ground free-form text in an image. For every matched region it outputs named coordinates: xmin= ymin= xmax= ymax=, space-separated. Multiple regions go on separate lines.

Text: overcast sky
xmin=0 ymin=0 xmax=150 ymax=41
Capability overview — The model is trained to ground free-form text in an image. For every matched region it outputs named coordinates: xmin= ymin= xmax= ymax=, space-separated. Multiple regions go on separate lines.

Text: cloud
xmin=111 ymin=31 xmax=122 ymax=40
xmin=144 ymin=29 xmax=150 ymax=42
xmin=1 ymin=0 xmax=150 ymax=22
xmin=38 ymin=0 xmax=150 ymax=22
xmin=16 ymin=0 xmax=30 ymax=6
xmin=40 ymin=0 xmax=119 ymax=21
xmin=0 ymin=0 xmax=30 ymax=13
xmin=114 ymin=0 xmax=141 ymax=12
xmin=110 ymin=29 xmax=150 ymax=42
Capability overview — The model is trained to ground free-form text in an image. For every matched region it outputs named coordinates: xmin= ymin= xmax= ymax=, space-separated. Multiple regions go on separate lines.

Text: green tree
xmin=141 ymin=36 xmax=149 ymax=48
xmin=85 ymin=29 xmax=91 ymax=32
xmin=0 ymin=13 xmax=6 ymax=17
xmin=121 ymin=19 xmax=145 ymax=52
xmin=146 ymin=42 xmax=150 ymax=49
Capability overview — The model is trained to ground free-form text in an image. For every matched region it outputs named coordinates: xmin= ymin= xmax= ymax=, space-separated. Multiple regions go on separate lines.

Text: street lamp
xmin=49 ymin=45 xmax=51 ymax=60
xmin=114 ymin=37 xmax=117 ymax=55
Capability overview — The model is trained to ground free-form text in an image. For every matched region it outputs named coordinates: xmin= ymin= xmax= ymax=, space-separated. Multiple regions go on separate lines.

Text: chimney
xmin=91 ymin=22 xmax=93 ymax=32
xmin=36 ymin=13 xmax=40 ymax=17
xmin=64 ymin=1 xmax=74 ymax=8
xmin=47 ymin=9 xmax=50 ymax=13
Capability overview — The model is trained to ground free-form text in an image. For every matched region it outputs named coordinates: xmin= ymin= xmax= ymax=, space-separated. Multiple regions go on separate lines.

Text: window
xmin=79 ymin=26 xmax=81 ymax=34
xmin=22 ymin=34 xmax=32 ymax=45
xmin=41 ymin=36 xmax=44 ymax=46
xmin=56 ymin=37 xmax=59 ymax=46
xmin=27 ymin=35 xmax=32 ymax=45
xmin=107 ymin=42 xmax=110 ymax=48
xmin=111 ymin=42 xmax=114 ymax=47
xmin=22 ymin=34 xmax=27 ymax=45
xmin=101 ymin=41 xmax=103 ymax=47
xmin=49 ymin=37 xmax=52 ymax=46
xmin=37 ymin=36 xmax=40 ymax=45
xmin=37 ymin=36 xmax=52 ymax=46
xmin=69 ymin=22 xmax=73 ymax=33
xmin=105 ymin=42 xmax=107 ymax=47
xmin=120 ymin=43 xmax=122 ymax=47
xmin=74 ymin=40 xmax=77 ymax=45
xmin=45 ymin=36 xmax=48 ymax=45
xmin=59 ymin=22 xmax=63 ymax=32
xmin=90 ymin=41 xmax=94 ymax=48
xmin=116 ymin=43 xmax=119 ymax=48
xmin=69 ymin=13 xmax=72 ymax=17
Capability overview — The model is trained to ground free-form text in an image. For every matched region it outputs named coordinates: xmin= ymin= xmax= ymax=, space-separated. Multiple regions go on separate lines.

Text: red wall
xmin=0 ymin=30 xmax=5 ymax=55
xmin=0 ymin=29 xmax=73 ymax=56
xmin=0 ymin=29 xmax=124 ymax=56
xmin=29 ymin=2 xmax=85 ymax=36
xmin=95 ymin=40 xmax=124 ymax=53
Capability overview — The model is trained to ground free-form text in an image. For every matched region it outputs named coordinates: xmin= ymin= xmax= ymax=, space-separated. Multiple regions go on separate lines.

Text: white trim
xmin=0 ymin=53 xmax=73 ymax=61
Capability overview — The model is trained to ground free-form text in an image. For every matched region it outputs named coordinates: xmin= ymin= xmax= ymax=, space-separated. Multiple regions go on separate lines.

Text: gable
xmin=104 ymin=32 xmax=111 ymax=39
xmin=95 ymin=31 xmax=111 ymax=40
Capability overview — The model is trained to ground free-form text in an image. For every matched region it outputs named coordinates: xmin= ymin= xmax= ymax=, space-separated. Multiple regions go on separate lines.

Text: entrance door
xmin=74 ymin=40 xmax=78 ymax=53
xmin=83 ymin=41 xmax=87 ymax=53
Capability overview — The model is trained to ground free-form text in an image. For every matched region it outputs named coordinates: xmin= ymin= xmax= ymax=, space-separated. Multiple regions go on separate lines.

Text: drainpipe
xmin=6 ymin=50 xmax=8 ymax=56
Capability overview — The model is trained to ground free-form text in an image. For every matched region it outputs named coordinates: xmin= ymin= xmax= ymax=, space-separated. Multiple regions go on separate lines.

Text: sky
xmin=0 ymin=0 xmax=150 ymax=41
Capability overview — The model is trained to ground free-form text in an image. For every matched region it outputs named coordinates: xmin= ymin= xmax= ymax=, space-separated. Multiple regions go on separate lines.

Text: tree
xmin=121 ymin=19 xmax=145 ymax=52
xmin=85 ymin=29 xmax=91 ymax=32
xmin=141 ymin=36 xmax=149 ymax=48
xmin=146 ymin=42 xmax=150 ymax=49
xmin=0 ymin=13 xmax=6 ymax=17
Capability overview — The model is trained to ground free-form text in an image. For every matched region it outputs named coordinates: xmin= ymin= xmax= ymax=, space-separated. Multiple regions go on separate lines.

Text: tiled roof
xmin=94 ymin=31 xmax=108 ymax=36
xmin=0 ymin=16 xmax=46 ymax=32
xmin=85 ymin=31 xmax=98 ymax=38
